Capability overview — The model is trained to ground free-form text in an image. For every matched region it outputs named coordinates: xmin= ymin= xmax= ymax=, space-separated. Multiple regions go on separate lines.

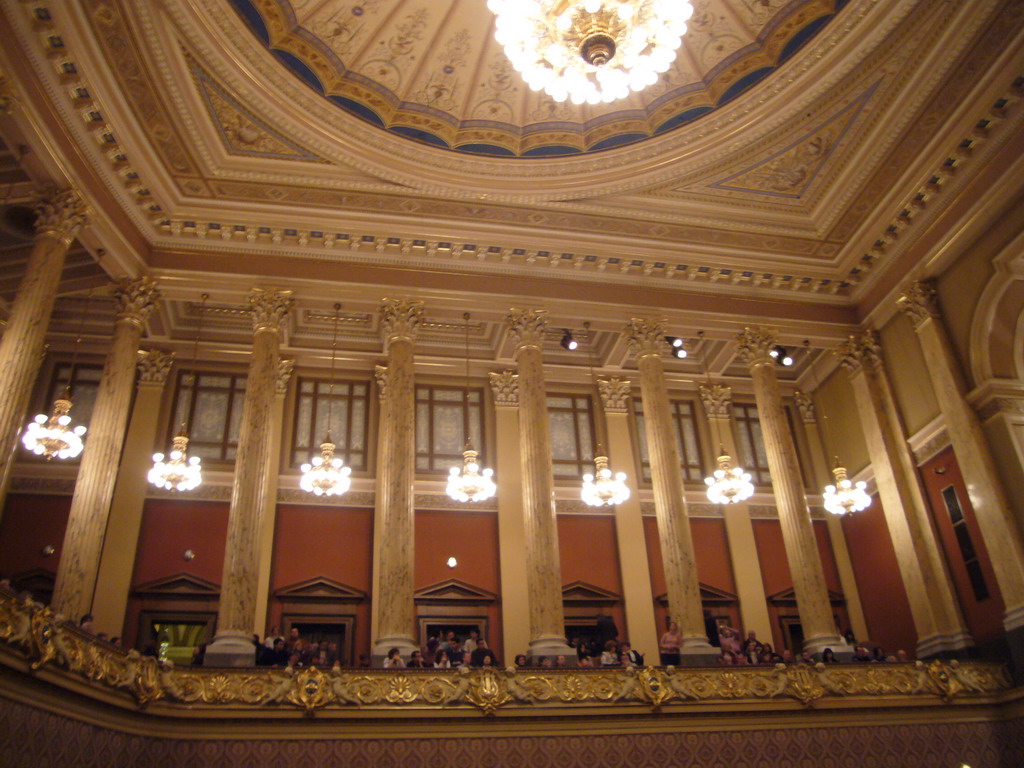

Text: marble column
xmin=897 ymin=282 xmax=1024 ymax=638
xmin=52 ymin=277 xmax=160 ymax=620
xmin=371 ymin=299 xmax=423 ymax=662
xmin=205 ymin=289 xmax=292 ymax=667
xmin=0 ymin=188 xmax=89 ymax=514
xmin=506 ymin=309 xmax=573 ymax=658
xmin=736 ymin=327 xmax=843 ymax=654
xmin=698 ymin=383 xmax=773 ymax=645
xmin=597 ymin=376 xmax=659 ymax=659
xmin=91 ymin=349 xmax=175 ymax=636
xmin=490 ymin=370 xmax=531 ymax=660
xmin=836 ymin=332 xmax=972 ymax=656
xmin=625 ymin=319 xmax=712 ymax=656
xmin=792 ymin=390 xmax=870 ymax=644
xmin=253 ymin=359 xmax=293 ymax=636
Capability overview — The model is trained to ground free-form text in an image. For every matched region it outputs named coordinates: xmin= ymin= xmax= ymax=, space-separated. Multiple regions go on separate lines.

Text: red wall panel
xmin=558 ymin=514 xmax=625 ymax=645
xmin=415 ymin=509 xmax=502 ymax=660
xmin=0 ymin=493 xmax=72 ymax=587
xmin=270 ymin=504 xmax=374 ymax=663
xmin=919 ymin=447 xmax=1005 ymax=647
xmin=840 ymin=494 xmax=917 ymax=655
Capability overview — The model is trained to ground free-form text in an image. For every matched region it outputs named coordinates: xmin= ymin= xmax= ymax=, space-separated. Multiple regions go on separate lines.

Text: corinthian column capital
xmin=735 ymin=327 xmax=778 ymax=367
xmin=114 ymin=276 xmax=160 ymax=326
xmin=597 ymin=377 xmax=632 ymax=413
xmin=623 ymin=318 xmax=668 ymax=358
xmin=136 ymin=349 xmax=175 ymax=386
xmin=488 ymin=370 xmax=519 ymax=407
xmin=33 ymin=187 xmax=89 ymax=243
xmin=379 ymin=298 xmax=424 ymax=350
xmin=276 ymin=359 xmax=295 ymax=395
xmin=249 ymin=289 xmax=293 ymax=333
xmin=506 ymin=308 xmax=548 ymax=351
xmin=375 ymin=365 xmax=389 ymax=401
xmin=835 ymin=331 xmax=883 ymax=375
xmin=793 ymin=390 xmax=816 ymax=423
xmin=896 ymin=281 xmax=941 ymax=329
xmin=698 ymin=383 xmax=732 ymax=418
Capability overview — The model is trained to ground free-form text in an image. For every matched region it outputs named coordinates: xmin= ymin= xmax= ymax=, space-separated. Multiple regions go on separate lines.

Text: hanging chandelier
xmin=149 ymin=294 xmax=206 ymax=492
xmin=300 ymin=303 xmax=352 ymax=498
xmin=487 ymin=0 xmax=695 ymax=105
xmin=582 ymin=452 xmax=630 ymax=506
xmin=704 ymin=450 xmax=754 ymax=505
xmin=148 ymin=430 xmax=202 ymax=492
xmin=23 ymin=395 xmax=87 ymax=460
xmin=822 ymin=463 xmax=871 ymax=516
xmin=23 ymin=293 xmax=91 ymax=460
xmin=447 ymin=313 xmax=497 ymax=503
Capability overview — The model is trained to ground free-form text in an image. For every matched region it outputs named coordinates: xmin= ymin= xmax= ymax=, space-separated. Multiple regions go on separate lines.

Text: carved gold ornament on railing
xmin=0 ymin=592 xmax=1010 ymax=716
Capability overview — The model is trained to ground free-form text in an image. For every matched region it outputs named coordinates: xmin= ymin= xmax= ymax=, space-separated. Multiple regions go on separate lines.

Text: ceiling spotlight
xmin=665 ymin=336 xmax=687 ymax=359
xmin=561 ymin=329 xmax=578 ymax=351
xmin=771 ymin=345 xmax=793 ymax=366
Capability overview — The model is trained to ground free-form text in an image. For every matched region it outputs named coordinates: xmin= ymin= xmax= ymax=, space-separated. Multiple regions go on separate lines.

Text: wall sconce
xmin=183 ymin=549 xmax=196 ymax=561
xmin=446 ymin=556 xmax=458 ymax=568
xmin=41 ymin=545 xmax=55 ymax=557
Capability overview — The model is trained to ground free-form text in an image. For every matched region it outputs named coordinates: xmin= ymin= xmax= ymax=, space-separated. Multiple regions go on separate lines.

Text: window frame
xmin=633 ymin=397 xmax=706 ymax=483
xmin=414 ymin=383 xmax=486 ymax=475
xmin=731 ymin=401 xmax=772 ymax=486
xmin=169 ymin=369 xmax=247 ymax=464
xmin=547 ymin=392 xmax=597 ymax=479
xmin=290 ymin=376 xmax=372 ymax=472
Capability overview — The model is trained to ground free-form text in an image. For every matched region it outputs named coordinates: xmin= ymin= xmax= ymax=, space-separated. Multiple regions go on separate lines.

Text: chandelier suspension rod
xmin=183 ymin=294 xmax=208 ymax=435
xmin=803 ymin=340 xmax=837 ymax=464
xmin=64 ymin=289 xmax=93 ymax=400
xmin=326 ymin=303 xmax=341 ymax=440
xmin=697 ymin=330 xmax=723 ymax=451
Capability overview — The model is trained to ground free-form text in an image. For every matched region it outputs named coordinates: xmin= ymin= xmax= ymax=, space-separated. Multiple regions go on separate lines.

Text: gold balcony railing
xmin=0 ymin=591 xmax=1012 ymax=717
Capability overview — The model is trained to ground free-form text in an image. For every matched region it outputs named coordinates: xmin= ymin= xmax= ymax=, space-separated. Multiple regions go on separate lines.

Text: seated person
xmin=383 ymin=648 xmax=405 ymax=668
xmin=406 ymin=650 xmax=426 ymax=668
xmin=471 ymin=639 xmax=497 ymax=667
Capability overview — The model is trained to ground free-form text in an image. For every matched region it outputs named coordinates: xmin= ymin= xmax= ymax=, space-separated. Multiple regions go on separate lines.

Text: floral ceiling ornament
xmin=487 ymin=0 xmax=695 ymax=104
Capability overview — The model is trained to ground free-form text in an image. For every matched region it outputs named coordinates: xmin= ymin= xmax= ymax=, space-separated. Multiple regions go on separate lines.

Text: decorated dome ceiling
xmin=229 ymin=0 xmax=844 ymax=158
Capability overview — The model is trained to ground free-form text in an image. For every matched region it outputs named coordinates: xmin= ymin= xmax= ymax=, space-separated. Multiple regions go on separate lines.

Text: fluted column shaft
xmin=898 ymin=283 xmax=1024 ymax=632
xmin=372 ymin=299 xmax=422 ymax=659
xmin=52 ymin=278 xmax=159 ymax=619
xmin=837 ymin=332 xmax=972 ymax=655
xmin=0 ymin=189 xmax=88 ymax=511
xmin=507 ymin=309 xmax=571 ymax=656
xmin=626 ymin=319 xmax=708 ymax=648
xmin=737 ymin=328 xmax=841 ymax=653
xmin=207 ymin=290 xmax=291 ymax=665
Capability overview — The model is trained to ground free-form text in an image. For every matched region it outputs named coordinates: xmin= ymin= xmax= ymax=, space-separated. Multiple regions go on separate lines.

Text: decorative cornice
xmin=33 ymin=187 xmax=89 ymax=244
xmin=148 ymin=483 xmax=233 ymax=501
xmin=276 ymin=488 xmax=375 ymax=507
xmin=698 ymin=384 xmax=732 ymax=419
xmin=735 ymin=327 xmax=778 ymax=367
xmin=136 ymin=349 xmax=175 ymax=386
xmin=623 ymin=318 xmax=668 ymax=359
xmin=793 ymin=390 xmax=816 ymax=423
xmin=414 ymin=493 xmax=498 ymax=512
xmin=976 ymin=396 xmax=1024 ymax=422
xmin=8 ymin=476 xmax=76 ymax=495
xmin=379 ymin=298 xmax=424 ymax=349
xmin=506 ymin=308 xmax=548 ymax=352
xmin=597 ymin=378 xmax=632 ymax=413
xmin=276 ymin=359 xmax=294 ymax=395
xmin=488 ymin=370 xmax=519 ymax=407
xmin=114 ymin=277 xmax=159 ymax=326
xmin=249 ymin=289 xmax=293 ymax=334
xmin=896 ymin=280 xmax=941 ymax=329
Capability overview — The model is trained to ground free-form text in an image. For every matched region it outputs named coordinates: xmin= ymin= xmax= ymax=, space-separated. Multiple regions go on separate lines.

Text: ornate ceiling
xmin=0 ymin=0 xmax=1022 ymax=373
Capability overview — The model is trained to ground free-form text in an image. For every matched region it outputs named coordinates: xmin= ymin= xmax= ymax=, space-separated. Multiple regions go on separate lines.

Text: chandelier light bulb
xmin=22 ymin=397 xmax=87 ymax=460
xmin=447 ymin=443 xmax=497 ymax=503
xmin=488 ymin=0 xmax=694 ymax=104
xmin=822 ymin=464 xmax=871 ymax=516
xmin=300 ymin=439 xmax=353 ymax=497
xmin=704 ymin=452 xmax=755 ymax=505
xmin=148 ymin=432 xmax=202 ymax=492
xmin=581 ymin=453 xmax=630 ymax=507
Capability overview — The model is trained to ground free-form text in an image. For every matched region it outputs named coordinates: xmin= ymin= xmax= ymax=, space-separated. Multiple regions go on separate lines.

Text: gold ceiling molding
xmin=155 ymin=223 xmax=850 ymax=297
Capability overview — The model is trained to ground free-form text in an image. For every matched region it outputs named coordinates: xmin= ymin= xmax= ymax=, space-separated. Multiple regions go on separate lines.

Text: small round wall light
xmin=183 ymin=549 xmax=196 ymax=561
xmin=41 ymin=545 xmax=55 ymax=557
xmin=446 ymin=556 xmax=458 ymax=568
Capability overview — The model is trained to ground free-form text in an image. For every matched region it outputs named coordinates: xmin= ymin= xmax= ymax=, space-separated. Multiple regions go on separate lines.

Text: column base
xmin=372 ymin=635 xmax=418 ymax=668
xmin=916 ymin=631 xmax=975 ymax=659
xmin=204 ymin=632 xmax=257 ymax=667
xmin=678 ymin=643 xmax=721 ymax=667
xmin=527 ymin=636 xmax=575 ymax=664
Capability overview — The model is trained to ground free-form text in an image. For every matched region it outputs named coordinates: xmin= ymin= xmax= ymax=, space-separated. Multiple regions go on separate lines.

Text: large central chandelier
xmin=447 ymin=313 xmax=497 ymax=503
xmin=149 ymin=293 xmax=206 ymax=492
xmin=822 ymin=463 xmax=870 ymax=516
xmin=300 ymin=303 xmax=352 ymax=498
xmin=488 ymin=0 xmax=695 ymax=104
xmin=582 ymin=452 xmax=630 ymax=507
